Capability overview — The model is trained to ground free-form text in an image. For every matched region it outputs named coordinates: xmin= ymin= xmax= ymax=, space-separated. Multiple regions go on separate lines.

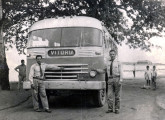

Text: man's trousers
xmin=107 ymin=77 xmax=121 ymax=111
xmin=152 ymin=76 xmax=156 ymax=89
xmin=32 ymin=79 xmax=49 ymax=110
xmin=18 ymin=75 xmax=26 ymax=90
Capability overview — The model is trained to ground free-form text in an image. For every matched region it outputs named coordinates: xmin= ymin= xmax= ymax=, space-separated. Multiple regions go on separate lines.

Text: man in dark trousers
xmin=152 ymin=66 xmax=157 ymax=90
xmin=15 ymin=59 xmax=26 ymax=90
xmin=29 ymin=55 xmax=63 ymax=113
xmin=106 ymin=50 xmax=122 ymax=114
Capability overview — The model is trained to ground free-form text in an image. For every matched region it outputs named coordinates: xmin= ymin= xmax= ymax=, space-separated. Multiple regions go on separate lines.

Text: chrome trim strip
xmin=44 ymin=81 xmax=106 ymax=90
xmin=45 ymin=71 xmax=88 ymax=74
xmin=45 ymin=79 xmax=78 ymax=81
xmin=45 ymin=75 xmax=77 ymax=78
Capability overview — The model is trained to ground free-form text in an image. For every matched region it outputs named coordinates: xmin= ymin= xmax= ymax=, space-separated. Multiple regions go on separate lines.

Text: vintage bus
xmin=27 ymin=16 xmax=118 ymax=107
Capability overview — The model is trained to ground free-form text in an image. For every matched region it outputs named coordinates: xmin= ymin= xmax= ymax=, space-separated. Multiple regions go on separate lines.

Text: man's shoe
xmin=45 ymin=109 xmax=52 ymax=113
xmin=35 ymin=109 xmax=42 ymax=112
xmin=115 ymin=110 xmax=119 ymax=114
xmin=106 ymin=110 xmax=113 ymax=113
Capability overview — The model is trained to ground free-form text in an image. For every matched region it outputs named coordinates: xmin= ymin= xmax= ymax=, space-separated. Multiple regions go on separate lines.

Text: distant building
xmin=137 ymin=60 xmax=152 ymax=65
xmin=122 ymin=62 xmax=136 ymax=65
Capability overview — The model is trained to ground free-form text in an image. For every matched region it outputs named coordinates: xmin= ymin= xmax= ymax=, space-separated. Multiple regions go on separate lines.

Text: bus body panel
xmin=29 ymin=16 xmax=103 ymax=32
xmin=27 ymin=46 xmax=107 ymax=90
xmin=44 ymin=81 xmax=106 ymax=90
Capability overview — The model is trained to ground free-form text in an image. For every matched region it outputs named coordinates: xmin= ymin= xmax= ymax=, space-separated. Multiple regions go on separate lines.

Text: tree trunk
xmin=0 ymin=0 xmax=10 ymax=90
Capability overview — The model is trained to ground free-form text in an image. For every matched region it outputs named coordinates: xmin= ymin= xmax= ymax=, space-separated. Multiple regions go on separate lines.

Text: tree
xmin=0 ymin=0 xmax=10 ymax=90
xmin=119 ymin=0 xmax=165 ymax=50
xmin=2 ymin=0 xmax=165 ymax=53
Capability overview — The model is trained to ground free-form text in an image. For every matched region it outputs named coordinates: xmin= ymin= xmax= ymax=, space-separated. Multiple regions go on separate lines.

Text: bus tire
xmin=46 ymin=90 xmax=50 ymax=102
xmin=93 ymin=89 xmax=106 ymax=107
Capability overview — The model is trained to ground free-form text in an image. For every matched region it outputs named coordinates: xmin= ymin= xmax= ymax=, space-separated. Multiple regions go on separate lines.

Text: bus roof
xmin=29 ymin=16 xmax=103 ymax=32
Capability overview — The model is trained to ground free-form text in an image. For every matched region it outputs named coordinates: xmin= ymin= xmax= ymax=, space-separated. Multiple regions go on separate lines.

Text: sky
xmin=118 ymin=36 xmax=165 ymax=63
xmin=6 ymin=36 xmax=165 ymax=81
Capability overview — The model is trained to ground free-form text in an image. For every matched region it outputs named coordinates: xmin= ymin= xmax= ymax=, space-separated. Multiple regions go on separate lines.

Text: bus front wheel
xmin=93 ymin=89 xmax=106 ymax=107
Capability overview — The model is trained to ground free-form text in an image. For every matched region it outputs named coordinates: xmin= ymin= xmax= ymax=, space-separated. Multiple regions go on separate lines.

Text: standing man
xmin=29 ymin=55 xmax=63 ymax=113
xmin=15 ymin=59 xmax=26 ymax=90
xmin=152 ymin=66 xmax=157 ymax=90
xmin=133 ymin=63 xmax=136 ymax=78
xmin=106 ymin=50 xmax=122 ymax=114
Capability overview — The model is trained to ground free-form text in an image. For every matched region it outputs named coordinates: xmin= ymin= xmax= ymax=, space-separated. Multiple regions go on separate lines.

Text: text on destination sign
xmin=48 ymin=49 xmax=75 ymax=56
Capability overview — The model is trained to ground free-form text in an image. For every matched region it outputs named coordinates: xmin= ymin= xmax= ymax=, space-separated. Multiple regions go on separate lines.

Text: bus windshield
xmin=28 ymin=27 xmax=102 ymax=47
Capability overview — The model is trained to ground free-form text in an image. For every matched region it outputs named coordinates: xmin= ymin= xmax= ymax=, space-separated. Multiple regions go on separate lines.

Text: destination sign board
xmin=48 ymin=49 xmax=75 ymax=56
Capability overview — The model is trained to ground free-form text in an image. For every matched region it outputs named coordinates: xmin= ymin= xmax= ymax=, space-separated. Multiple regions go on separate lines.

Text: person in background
xmin=152 ymin=66 xmax=157 ymax=90
xmin=29 ymin=55 xmax=63 ymax=113
xmin=15 ymin=59 xmax=26 ymax=90
xmin=133 ymin=63 xmax=136 ymax=78
xmin=144 ymin=65 xmax=152 ymax=88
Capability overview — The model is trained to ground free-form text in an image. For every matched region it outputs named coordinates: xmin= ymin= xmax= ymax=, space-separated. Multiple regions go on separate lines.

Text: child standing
xmin=144 ymin=66 xmax=152 ymax=88
xmin=152 ymin=66 xmax=157 ymax=90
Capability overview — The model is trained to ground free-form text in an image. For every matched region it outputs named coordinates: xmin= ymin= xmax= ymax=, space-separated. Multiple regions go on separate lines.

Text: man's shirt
xmin=106 ymin=58 xmax=123 ymax=81
xmin=29 ymin=63 xmax=60 ymax=84
xmin=15 ymin=65 xmax=26 ymax=77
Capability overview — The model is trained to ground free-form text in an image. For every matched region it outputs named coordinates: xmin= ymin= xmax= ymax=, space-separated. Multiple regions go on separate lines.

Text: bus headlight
xmin=89 ymin=71 xmax=97 ymax=77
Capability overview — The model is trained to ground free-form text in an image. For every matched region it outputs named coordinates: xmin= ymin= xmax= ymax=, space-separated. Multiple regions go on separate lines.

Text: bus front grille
xmin=44 ymin=64 xmax=88 ymax=81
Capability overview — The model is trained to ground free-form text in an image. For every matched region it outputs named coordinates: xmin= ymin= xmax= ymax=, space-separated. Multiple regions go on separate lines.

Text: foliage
xmin=121 ymin=0 xmax=165 ymax=50
xmin=2 ymin=0 xmax=165 ymax=54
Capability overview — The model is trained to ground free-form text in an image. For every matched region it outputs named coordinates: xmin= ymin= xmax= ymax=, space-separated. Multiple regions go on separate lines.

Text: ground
xmin=0 ymin=78 xmax=165 ymax=120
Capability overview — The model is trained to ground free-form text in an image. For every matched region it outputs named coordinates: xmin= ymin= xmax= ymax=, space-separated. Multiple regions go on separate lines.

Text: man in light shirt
xmin=105 ymin=50 xmax=122 ymax=114
xmin=29 ymin=55 xmax=63 ymax=113
xmin=15 ymin=59 xmax=26 ymax=90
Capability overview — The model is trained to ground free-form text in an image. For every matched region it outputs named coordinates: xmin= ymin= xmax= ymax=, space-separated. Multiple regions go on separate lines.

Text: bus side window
xmin=112 ymin=43 xmax=118 ymax=54
xmin=103 ymin=31 xmax=107 ymax=48
xmin=104 ymin=39 xmax=106 ymax=48
xmin=105 ymin=34 xmax=109 ymax=48
xmin=112 ymin=42 xmax=114 ymax=50
xmin=107 ymin=39 xmax=110 ymax=48
xmin=110 ymin=40 xmax=113 ymax=49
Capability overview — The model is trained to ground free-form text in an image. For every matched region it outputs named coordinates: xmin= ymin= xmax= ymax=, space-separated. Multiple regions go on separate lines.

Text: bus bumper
xmin=44 ymin=81 xmax=106 ymax=90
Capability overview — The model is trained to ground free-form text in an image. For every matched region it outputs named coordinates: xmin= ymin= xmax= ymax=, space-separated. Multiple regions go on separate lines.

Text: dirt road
xmin=0 ymin=79 xmax=165 ymax=120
